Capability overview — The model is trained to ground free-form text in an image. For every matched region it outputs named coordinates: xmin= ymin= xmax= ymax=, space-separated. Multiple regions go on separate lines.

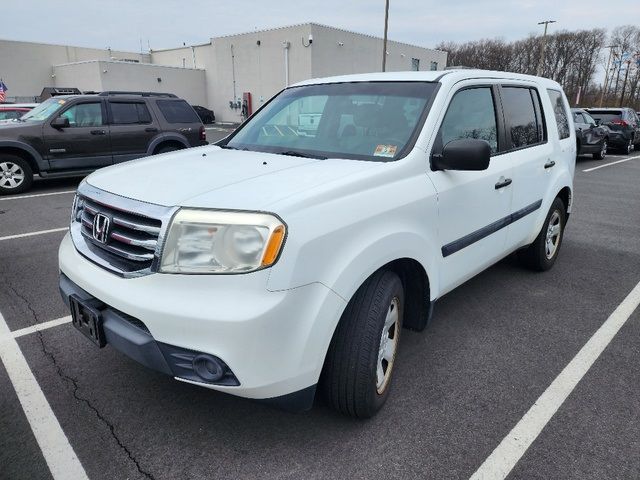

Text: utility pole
xmin=599 ymin=45 xmax=618 ymax=107
xmin=619 ymin=57 xmax=633 ymax=107
xmin=382 ymin=0 xmax=390 ymax=72
xmin=536 ymin=20 xmax=556 ymax=77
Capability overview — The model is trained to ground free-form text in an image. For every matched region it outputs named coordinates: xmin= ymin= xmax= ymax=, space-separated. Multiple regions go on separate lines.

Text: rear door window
xmin=110 ymin=102 xmax=152 ymax=125
xmin=156 ymin=100 xmax=200 ymax=123
xmin=501 ymin=87 xmax=541 ymax=148
xmin=547 ymin=90 xmax=570 ymax=140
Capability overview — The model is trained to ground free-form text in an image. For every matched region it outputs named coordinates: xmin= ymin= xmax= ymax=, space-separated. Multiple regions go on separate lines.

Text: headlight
xmin=159 ymin=209 xmax=286 ymax=274
xmin=70 ymin=194 xmax=84 ymax=224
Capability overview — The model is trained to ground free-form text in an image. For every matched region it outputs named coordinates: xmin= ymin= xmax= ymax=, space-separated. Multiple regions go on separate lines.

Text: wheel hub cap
xmin=0 ymin=162 xmax=25 ymax=189
xmin=376 ymin=296 xmax=400 ymax=394
xmin=545 ymin=211 xmax=561 ymax=259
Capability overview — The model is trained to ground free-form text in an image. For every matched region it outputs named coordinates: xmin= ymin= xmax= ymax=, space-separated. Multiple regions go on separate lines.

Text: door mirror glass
xmin=51 ymin=116 xmax=70 ymax=129
xmin=432 ymin=138 xmax=491 ymax=171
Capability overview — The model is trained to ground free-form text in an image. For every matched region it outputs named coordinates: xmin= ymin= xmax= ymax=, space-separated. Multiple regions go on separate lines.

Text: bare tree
xmin=437 ymin=26 xmax=640 ymax=109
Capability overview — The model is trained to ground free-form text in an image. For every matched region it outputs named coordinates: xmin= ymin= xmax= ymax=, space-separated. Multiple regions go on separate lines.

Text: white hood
xmin=86 ymin=145 xmax=379 ymax=211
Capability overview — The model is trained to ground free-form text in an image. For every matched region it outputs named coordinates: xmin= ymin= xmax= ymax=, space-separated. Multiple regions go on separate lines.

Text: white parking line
xmin=583 ymin=154 xmax=640 ymax=172
xmin=470 ymin=280 xmax=640 ymax=480
xmin=10 ymin=316 xmax=72 ymax=339
xmin=0 ymin=227 xmax=67 ymax=242
xmin=0 ymin=310 xmax=88 ymax=480
xmin=0 ymin=190 xmax=75 ymax=201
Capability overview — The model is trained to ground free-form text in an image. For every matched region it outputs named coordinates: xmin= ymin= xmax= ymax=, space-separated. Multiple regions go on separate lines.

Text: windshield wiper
xmin=219 ymin=145 xmax=248 ymax=151
xmin=278 ymin=150 xmax=327 ymax=160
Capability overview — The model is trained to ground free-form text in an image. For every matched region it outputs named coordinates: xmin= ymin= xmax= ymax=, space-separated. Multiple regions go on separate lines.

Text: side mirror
xmin=431 ymin=138 xmax=491 ymax=171
xmin=594 ymin=119 xmax=601 ymax=126
xmin=51 ymin=116 xmax=70 ymax=129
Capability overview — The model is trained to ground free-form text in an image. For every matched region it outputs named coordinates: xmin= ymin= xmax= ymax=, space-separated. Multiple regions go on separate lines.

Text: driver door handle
xmin=544 ymin=160 xmax=556 ymax=169
xmin=90 ymin=129 xmax=106 ymax=135
xmin=495 ymin=178 xmax=512 ymax=190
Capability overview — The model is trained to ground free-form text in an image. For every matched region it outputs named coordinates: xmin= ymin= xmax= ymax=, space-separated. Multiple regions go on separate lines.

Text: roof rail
xmin=98 ymin=91 xmax=178 ymax=98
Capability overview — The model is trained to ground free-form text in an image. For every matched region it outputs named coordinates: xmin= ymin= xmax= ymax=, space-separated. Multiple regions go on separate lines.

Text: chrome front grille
xmin=70 ymin=183 xmax=176 ymax=277
xmin=80 ymin=199 xmax=160 ymax=264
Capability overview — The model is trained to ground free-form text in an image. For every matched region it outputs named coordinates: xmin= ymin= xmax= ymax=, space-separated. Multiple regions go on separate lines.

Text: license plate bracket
xmin=69 ymin=294 xmax=106 ymax=348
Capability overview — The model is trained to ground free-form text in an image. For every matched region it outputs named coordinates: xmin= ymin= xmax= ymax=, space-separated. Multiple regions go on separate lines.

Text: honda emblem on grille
xmin=92 ymin=213 xmax=110 ymax=244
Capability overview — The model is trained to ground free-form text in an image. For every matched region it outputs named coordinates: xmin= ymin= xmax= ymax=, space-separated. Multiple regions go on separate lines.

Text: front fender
xmin=0 ymin=140 xmax=49 ymax=171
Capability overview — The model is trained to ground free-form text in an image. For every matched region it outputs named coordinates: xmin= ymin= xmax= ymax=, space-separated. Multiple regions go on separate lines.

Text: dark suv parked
xmin=585 ymin=107 xmax=640 ymax=155
xmin=571 ymin=108 xmax=609 ymax=160
xmin=0 ymin=92 xmax=207 ymax=194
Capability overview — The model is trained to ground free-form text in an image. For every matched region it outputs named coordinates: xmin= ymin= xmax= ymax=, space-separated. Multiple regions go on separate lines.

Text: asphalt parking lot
xmin=1 ymin=139 xmax=639 ymax=480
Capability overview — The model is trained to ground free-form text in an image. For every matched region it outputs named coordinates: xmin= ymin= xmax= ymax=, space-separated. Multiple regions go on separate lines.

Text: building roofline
xmin=0 ymin=37 xmax=145 ymax=55
xmin=150 ymin=41 xmax=212 ymax=53
xmin=52 ymin=59 xmax=204 ymax=71
xmin=211 ymin=22 xmax=446 ymax=54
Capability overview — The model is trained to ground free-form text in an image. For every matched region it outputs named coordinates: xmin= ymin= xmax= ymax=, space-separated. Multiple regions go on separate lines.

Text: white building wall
xmin=52 ymin=61 xmax=207 ymax=106
xmin=208 ymin=24 xmax=314 ymax=124
xmin=310 ymin=24 xmax=447 ymax=78
xmin=51 ymin=62 xmax=103 ymax=93
xmin=1 ymin=25 xmax=447 ymax=123
xmin=0 ymin=39 xmax=148 ymax=99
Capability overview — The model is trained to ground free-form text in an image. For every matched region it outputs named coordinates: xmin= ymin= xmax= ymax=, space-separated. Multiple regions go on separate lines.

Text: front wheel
xmin=321 ymin=270 xmax=404 ymax=418
xmin=0 ymin=155 xmax=33 ymax=195
xmin=518 ymin=197 xmax=566 ymax=271
xmin=622 ymin=138 xmax=633 ymax=155
xmin=593 ymin=140 xmax=607 ymax=160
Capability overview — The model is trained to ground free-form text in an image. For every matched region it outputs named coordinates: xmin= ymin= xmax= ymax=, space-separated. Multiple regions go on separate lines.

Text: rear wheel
xmin=154 ymin=144 xmax=182 ymax=155
xmin=517 ymin=197 xmax=566 ymax=271
xmin=622 ymin=138 xmax=633 ymax=155
xmin=0 ymin=155 xmax=33 ymax=195
xmin=593 ymin=139 xmax=607 ymax=160
xmin=321 ymin=270 xmax=404 ymax=418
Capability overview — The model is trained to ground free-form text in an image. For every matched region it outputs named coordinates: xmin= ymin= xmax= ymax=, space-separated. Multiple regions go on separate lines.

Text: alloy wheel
xmin=0 ymin=161 xmax=25 ymax=189
xmin=376 ymin=296 xmax=400 ymax=394
xmin=545 ymin=210 xmax=562 ymax=260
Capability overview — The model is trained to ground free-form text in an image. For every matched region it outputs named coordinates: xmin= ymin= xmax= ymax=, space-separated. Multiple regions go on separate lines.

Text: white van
xmin=59 ymin=70 xmax=575 ymax=418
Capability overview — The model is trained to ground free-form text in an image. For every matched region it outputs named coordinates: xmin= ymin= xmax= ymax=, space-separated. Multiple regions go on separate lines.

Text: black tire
xmin=621 ymin=138 xmax=633 ymax=155
xmin=593 ymin=139 xmax=607 ymax=160
xmin=0 ymin=155 xmax=34 ymax=195
xmin=154 ymin=144 xmax=181 ymax=155
xmin=517 ymin=197 xmax=566 ymax=271
xmin=320 ymin=270 xmax=404 ymax=418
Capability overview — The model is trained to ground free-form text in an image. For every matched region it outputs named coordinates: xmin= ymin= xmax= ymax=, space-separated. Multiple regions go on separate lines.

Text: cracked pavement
xmin=1 ymin=149 xmax=640 ymax=480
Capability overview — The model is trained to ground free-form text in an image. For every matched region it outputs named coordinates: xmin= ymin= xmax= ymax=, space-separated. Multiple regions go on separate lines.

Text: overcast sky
xmin=3 ymin=0 xmax=639 ymax=52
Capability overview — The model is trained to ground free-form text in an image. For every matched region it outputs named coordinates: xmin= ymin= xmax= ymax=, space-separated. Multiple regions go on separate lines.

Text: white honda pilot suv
xmin=59 ymin=70 xmax=575 ymax=418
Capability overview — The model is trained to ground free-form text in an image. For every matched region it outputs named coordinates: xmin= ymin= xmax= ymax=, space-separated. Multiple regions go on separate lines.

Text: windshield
xmin=226 ymin=82 xmax=438 ymax=161
xmin=21 ymin=98 xmax=67 ymax=122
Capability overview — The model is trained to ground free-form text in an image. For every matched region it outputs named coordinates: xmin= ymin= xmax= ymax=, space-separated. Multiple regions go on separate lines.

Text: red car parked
xmin=0 ymin=103 xmax=38 ymax=122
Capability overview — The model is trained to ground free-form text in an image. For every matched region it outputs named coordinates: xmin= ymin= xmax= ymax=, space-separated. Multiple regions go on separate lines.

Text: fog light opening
xmin=192 ymin=354 xmax=224 ymax=382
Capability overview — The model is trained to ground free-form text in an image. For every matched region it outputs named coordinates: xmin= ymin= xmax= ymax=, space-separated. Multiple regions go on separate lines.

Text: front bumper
xmin=58 ymin=232 xmax=346 ymax=405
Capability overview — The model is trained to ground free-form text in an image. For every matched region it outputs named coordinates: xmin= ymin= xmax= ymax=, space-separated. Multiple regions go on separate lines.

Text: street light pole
xmin=382 ymin=0 xmax=389 ymax=72
xmin=536 ymin=20 xmax=556 ymax=77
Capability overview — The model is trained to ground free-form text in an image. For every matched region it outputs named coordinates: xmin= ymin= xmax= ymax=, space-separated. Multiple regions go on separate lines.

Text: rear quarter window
xmin=547 ymin=89 xmax=570 ymax=140
xmin=156 ymin=100 xmax=200 ymax=124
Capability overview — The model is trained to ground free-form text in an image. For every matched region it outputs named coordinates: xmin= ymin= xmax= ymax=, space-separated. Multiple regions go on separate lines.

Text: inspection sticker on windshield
xmin=374 ymin=145 xmax=398 ymax=158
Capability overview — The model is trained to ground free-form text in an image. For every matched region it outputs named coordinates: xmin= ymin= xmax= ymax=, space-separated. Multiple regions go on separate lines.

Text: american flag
xmin=0 ymin=80 xmax=7 ymax=103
